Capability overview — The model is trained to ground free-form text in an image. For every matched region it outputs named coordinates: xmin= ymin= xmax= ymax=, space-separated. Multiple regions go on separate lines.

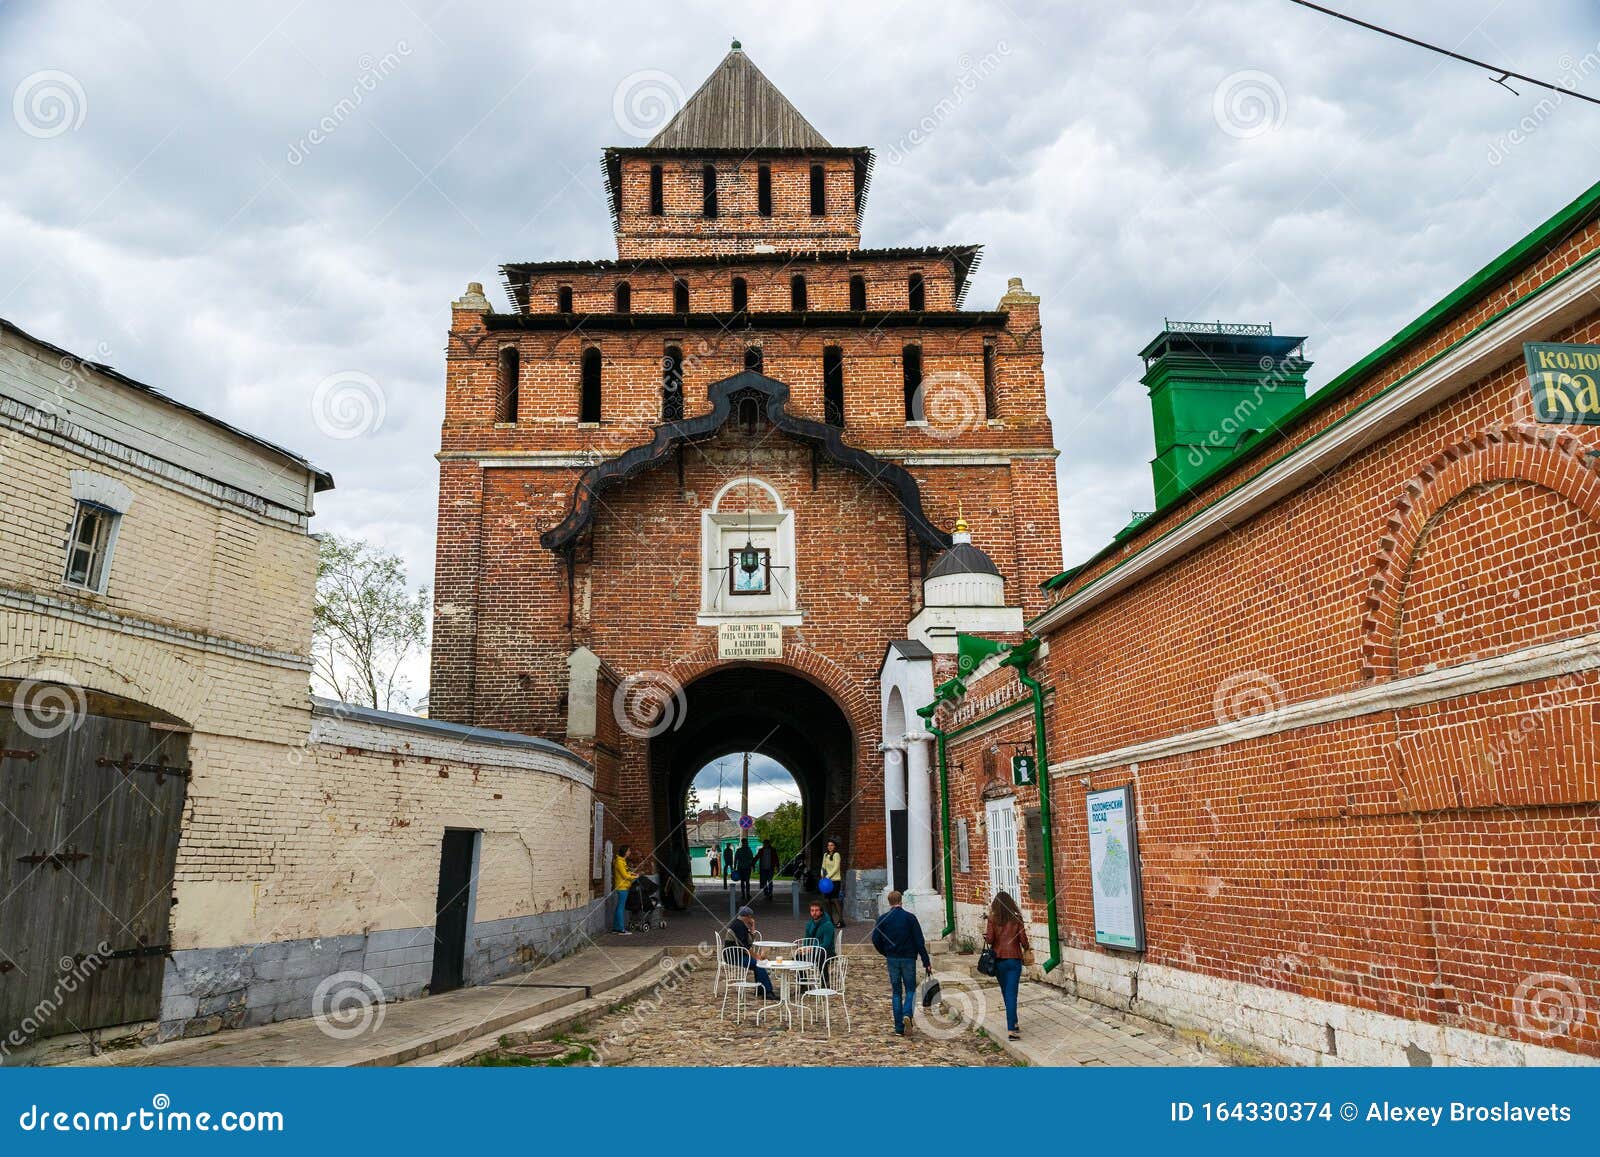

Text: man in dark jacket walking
xmin=870 ymin=890 xmax=931 ymax=1036
xmin=756 ymin=841 xmax=779 ymax=901
xmin=734 ymin=839 xmax=754 ymax=903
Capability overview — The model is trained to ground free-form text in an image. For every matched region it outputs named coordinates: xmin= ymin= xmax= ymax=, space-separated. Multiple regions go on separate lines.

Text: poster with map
xmin=1086 ymin=785 xmax=1145 ymax=950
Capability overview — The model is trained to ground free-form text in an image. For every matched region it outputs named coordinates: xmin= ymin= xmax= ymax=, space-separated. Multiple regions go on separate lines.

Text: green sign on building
xmin=1012 ymin=753 xmax=1037 ymax=786
xmin=1524 ymin=342 xmax=1600 ymax=425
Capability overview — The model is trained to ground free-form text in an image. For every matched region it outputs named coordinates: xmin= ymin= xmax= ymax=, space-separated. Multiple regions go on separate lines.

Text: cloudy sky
xmin=6 ymin=0 xmax=1600 ymax=694
xmin=690 ymin=752 xmax=799 ymax=820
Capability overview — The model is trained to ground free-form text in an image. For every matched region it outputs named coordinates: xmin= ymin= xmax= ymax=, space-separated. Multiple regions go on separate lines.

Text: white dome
xmin=923 ymin=520 xmax=1004 ymax=607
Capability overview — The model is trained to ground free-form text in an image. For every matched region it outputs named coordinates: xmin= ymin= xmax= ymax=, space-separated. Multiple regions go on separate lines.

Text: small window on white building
xmin=63 ymin=502 xmax=119 ymax=592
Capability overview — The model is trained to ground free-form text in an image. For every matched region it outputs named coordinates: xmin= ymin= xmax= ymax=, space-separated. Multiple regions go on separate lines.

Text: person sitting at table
xmin=725 ymin=905 xmax=776 ymax=999
xmin=804 ymin=901 xmax=837 ymax=964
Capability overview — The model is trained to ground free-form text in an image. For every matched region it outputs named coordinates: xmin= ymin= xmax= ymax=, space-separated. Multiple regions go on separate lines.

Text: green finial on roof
xmin=731 ymin=39 xmax=741 ymax=50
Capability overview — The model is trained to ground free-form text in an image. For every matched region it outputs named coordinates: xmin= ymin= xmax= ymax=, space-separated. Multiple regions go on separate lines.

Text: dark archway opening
xmin=649 ymin=666 xmax=853 ymax=910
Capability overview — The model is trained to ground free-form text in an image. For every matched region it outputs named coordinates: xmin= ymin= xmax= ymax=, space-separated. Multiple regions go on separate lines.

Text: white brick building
xmin=0 ymin=318 xmax=600 ymax=1061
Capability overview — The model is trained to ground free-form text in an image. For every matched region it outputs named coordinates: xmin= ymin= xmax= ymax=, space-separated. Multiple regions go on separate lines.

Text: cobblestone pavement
xmin=465 ymin=947 xmax=1231 ymax=1069
xmin=494 ymin=948 xmax=1017 ymax=1068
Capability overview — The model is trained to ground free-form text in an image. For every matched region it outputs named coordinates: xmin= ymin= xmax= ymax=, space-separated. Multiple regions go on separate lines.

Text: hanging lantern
xmin=738 ymin=540 xmax=762 ymax=576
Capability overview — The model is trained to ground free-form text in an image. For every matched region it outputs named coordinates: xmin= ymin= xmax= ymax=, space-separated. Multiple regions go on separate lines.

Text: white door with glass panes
xmin=985 ymin=797 xmax=1020 ymax=898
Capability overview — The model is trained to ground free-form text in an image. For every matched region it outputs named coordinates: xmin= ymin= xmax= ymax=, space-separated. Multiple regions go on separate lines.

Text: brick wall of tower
xmin=935 ymin=212 xmax=1600 ymax=1063
xmin=614 ymin=155 xmax=861 ymax=258
xmin=440 ymin=298 xmax=1053 ymax=454
xmin=432 ymin=269 xmax=1061 ymax=870
xmin=516 ymin=256 xmax=960 ymax=315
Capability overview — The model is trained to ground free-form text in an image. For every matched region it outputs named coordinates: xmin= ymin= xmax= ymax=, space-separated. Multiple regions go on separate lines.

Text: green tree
xmin=312 ymin=534 xmax=429 ymax=712
xmin=754 ymin=800 xmax=802 ymax=869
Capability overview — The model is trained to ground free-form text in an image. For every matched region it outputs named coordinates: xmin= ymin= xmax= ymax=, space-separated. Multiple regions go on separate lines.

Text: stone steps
xmin=409 ymin=955 xmax=682 ymax=1066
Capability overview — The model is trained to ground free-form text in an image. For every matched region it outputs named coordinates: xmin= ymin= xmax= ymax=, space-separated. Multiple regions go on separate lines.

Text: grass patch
xmin=467 ymin=1033 xmax=598 ymax=1067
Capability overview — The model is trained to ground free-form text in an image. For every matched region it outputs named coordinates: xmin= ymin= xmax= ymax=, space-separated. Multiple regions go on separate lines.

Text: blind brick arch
xmin=1360 ymin=426 xmax=1600 ymax=680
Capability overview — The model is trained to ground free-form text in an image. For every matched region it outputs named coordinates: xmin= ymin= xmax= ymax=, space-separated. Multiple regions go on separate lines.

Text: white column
xmin=903 ymin=732 xmax=934 ymax=899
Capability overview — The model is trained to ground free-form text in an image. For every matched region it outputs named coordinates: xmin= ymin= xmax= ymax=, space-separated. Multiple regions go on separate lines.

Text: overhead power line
xmin=1286 ymin=0 xmax=1600 ymax=107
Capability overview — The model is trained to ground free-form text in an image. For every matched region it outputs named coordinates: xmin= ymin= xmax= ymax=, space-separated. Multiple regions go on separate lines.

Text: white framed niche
xmin=698 ymin=476 xmax=801 ymax=626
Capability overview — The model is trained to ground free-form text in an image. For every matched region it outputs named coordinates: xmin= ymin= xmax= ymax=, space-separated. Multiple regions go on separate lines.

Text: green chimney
xmin=1139 ymin=321 xmax=1311 ymax=508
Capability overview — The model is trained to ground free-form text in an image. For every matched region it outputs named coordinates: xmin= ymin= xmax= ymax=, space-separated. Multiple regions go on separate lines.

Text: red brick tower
xmin=431 ymin=42 xmax=1061 ymax=912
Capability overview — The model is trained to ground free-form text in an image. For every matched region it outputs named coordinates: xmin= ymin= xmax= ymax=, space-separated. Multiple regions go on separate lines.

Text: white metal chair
xmin=713 ymin=938 xmax=740 ymax=995
xmin=829 ymin=951 xmax=849 ymax=995
xmin=800 ymin=957 xmax=851 ymax=1037
xmin=720 ymin=946 xmax=764 ymax=1022
xmin=793 ymin=945 xmax=827 ymax=995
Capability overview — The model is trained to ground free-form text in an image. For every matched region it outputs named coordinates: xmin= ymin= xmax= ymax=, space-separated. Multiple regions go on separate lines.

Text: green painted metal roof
xmin=1038 ymin=175 xmax=1600 ymax=598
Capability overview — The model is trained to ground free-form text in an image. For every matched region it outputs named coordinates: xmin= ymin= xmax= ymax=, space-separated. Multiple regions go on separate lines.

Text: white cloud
xmin=5 ymin=0 xmax=1598 ymax=619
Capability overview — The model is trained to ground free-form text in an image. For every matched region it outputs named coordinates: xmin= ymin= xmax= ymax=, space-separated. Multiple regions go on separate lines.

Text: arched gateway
xmin=649 ymin=664 xmax=855 ymax=898
xmin=428 ymin=42 xmax=1062 ymax=920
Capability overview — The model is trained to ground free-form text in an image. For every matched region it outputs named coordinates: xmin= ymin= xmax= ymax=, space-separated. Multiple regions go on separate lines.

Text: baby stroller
xmin=626 ymin=875 xmax=667 ymax=932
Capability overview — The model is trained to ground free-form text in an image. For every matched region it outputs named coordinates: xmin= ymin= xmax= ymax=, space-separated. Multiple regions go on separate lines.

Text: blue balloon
xmin=818 ymin=878 xmax=835 ymax=895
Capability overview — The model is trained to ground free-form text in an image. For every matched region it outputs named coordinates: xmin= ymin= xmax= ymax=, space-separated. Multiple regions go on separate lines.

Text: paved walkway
xmin=975 ymin=979 xmax=1221 ymax=1066
xmin=71 ymin=946 xmax=665 ymax=1067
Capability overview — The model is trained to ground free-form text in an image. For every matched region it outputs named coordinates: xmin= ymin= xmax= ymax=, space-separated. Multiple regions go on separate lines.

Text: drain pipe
xmin=916 ymin=696 xmax=957 ymax=939
xmin=1004 ymin=641 xmax=1062 ymax=974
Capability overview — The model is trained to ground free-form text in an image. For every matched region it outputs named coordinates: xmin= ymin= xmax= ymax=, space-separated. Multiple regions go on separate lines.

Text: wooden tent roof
xmin=649 ymin=43 xmax=830 ymax=150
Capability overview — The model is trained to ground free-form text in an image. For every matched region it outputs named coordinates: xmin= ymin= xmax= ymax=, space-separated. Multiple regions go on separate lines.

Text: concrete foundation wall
xmin=948 ymin=899 xmax=1596 ymax=1068
xmin=158 ymin=901 xmax=606 ymax=1039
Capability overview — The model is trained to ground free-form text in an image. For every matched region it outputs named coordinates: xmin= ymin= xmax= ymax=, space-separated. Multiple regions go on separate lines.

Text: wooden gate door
xmin=0 ymin=697 xmax=189 ymax=1045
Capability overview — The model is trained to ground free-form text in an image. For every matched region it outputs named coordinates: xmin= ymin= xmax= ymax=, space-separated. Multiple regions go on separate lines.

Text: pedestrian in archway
xmin=820 ymin=838 xmax=845 ymax=928
xmin=723 ymin=842 xmax=735 ymax=890
xmin=756 ymin=840 xmax=778 ymax=901
xmin=709 ymin=850 xmax=720 ymax=879
xmin=870 ymin=890 xmax=930 ymax=1037
xmin=735 ymin=839 xmax=754 ymax=903
xmin=611 ymin=844 xmax=637 ymax=935
xmin=985 ymin=890 xmax=1031 ymax=1040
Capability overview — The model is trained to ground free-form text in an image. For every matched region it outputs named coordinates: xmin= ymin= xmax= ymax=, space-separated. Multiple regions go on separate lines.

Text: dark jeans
xmin=760 ymin=870 xmax=774 ymax=899
xmin=751 ymin=963 xmax=777 ymax=999
xmin=994 ymin=957 xmax=1023 ymax=1031
xmin=886 ymin=957 xmax=918 ymax=1032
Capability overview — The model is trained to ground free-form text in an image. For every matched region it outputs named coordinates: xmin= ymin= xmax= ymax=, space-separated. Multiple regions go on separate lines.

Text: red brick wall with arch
xmin=1030 ymin=222 xmax=1600 ymax=1057
xmin=1362 ymin=428 xmax=1600 ymax=678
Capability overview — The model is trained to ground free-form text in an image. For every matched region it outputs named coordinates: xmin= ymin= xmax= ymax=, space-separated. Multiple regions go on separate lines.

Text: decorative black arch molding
xmin=540 ymin=369 xmax=953 ymax=553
